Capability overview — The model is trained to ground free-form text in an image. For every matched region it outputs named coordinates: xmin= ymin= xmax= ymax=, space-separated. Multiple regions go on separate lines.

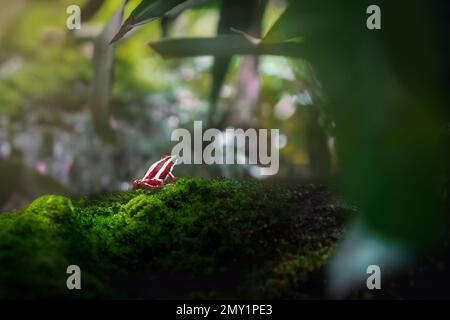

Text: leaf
xmin=262 ymin=2 xmax=341 ymax=45
xmin=263 ymin=4 xmax=303 ymax=43
xmin=111 ymin=0 xmax=213 ymax=44
xmin=160 ymin=16 xmax=177 ymax=38
xmin=129 ymin=0 xmax=186 ymax=26
xmin=110 ymin=0 xmax=182 ymax=44
xmin=148 ymin=35 xmax=302 ymax=58
xmin=165 ymin=0 xmax=214 ymax=17
xmin=160 ymin=0 xmax=213 ymax=37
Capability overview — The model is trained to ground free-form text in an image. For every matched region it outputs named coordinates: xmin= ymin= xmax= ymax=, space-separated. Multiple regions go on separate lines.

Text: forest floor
xmin=0 ymin=177 xmax=448 ymax=299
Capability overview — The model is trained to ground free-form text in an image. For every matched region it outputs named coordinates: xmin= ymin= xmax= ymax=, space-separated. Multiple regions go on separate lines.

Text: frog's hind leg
xmin=140 ymin=179 xmax=165 ymax=189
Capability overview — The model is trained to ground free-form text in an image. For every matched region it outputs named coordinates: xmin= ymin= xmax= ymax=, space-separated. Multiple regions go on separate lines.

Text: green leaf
xmin=148 ymin=35 xmax=302 ymax=58
xmin=262 ymin=2 xmax=343 ymax=45
xmin=111 ymin=0 xmax=213 ymax=44
xmin=165 ymin=0 xmax=214 ymax=17
xmin=110 ymin=0 xmax=184 ymax=44
xmin=263 ymin=4 xmax=303 ymax=43
xmin=129 ymin=0 xmax=186 ymax=25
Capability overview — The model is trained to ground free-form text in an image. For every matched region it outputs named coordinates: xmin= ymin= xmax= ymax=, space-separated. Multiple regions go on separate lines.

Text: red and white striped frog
xmin=133 ymin=155 xmax=178 ymax=189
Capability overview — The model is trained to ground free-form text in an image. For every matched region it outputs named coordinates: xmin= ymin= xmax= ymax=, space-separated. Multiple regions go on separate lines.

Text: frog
xmin=133 ymin=155 xmax=178 ymax=189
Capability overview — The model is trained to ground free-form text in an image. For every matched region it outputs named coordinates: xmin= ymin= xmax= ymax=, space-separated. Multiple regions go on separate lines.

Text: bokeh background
xmin=0 ymin=0 xmax=336 ymax=212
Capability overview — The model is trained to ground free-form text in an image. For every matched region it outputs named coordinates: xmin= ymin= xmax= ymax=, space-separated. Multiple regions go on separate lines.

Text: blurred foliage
xmin=0 ymin=47 xmax=91 ymax=116
xmin=1 ymin=0 xmax=448 ymax=258
xmin=0 ymin=0 xmax=320 ymax=208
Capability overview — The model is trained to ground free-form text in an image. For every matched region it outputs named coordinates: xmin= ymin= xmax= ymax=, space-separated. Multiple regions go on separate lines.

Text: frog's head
xmin=133 ymin=180 xmax=141 ymax=189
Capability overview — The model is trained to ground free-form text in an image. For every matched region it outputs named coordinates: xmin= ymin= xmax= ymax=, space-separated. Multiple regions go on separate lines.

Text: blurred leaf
xmin=111 ymin=0 xmax=184 ymax=44
xmin=209 ymin=0 xmax=265 ymax=126
xmin=262 ymin=3 xmax=312 ymax=44
xmin=210 ymin=0 xmax=267 ymax=127
xmin=126 ymin=0 xmax=185 ymax=26
xmin=89 ymin=2 xmax=127 ymax=143
xmin=148 ymin=35 xmax=302 ymax=58
xmin=263 ymin=4 xmax=296 ymax=43
xmin=280 ymin=1 xmax=448 ymax=249
xmin=165 ymin=0 xmax=214 ymax=17
xmin=111 ymin=0 xmax=212 ymax=43
xmin=81 ymin=0 xmax=106 ymax=22
xmin=160 ymin=16 xmax=177 ymax=38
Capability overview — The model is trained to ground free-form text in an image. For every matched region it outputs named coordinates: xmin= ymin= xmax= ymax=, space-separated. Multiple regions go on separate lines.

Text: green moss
xmin=26 ymin=195 xmax=75 ymax=224
xmin=247 ymin=247 xmax=335 ymax=299
xmin=0 ymin=178 xmax=347 ymax=299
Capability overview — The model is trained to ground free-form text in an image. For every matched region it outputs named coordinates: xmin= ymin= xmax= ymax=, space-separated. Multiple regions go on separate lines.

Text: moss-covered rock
xmin=0 ymin=178 xmax=348 ymax=299
xmin=25 ymin=195 xmax=75 ymax=224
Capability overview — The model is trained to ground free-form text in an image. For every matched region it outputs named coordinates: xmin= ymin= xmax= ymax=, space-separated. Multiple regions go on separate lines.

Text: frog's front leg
xmin=168 ymin=172 xmax=177 ymax=181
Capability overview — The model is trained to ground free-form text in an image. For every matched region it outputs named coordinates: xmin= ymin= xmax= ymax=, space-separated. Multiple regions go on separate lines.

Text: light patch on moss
xmin=26 ymin=195 xmax=75 ymax=224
